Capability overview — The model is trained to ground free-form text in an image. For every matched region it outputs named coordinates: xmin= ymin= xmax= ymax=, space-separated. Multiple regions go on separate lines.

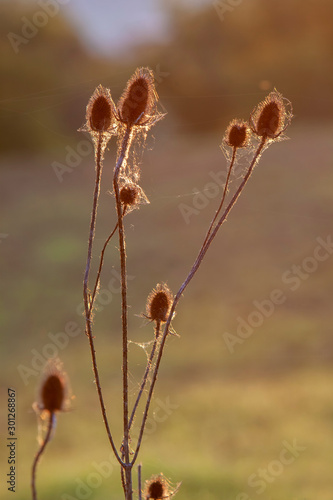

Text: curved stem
xmin=31 ymin=412 xmax=54 ymax=500
xmin=131 ymin=137 xmax=267 ymax=465
xmin=83 ymin=133 xmax=123 ymax=466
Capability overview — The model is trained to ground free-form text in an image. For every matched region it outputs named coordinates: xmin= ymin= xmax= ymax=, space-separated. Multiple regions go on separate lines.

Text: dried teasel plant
xmin=31 ymin=359 xmax=71 ymax=500
xmin=79 ymin=79 xmax=292 ymax=500
xmin=31 ymin=70 xmax=292 ymax=500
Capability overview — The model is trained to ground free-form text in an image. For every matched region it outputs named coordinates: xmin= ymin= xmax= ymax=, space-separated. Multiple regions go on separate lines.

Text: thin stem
xmin=113 ymin=126 xmax=134 ymax=499
xmin=138 ymin=464 xmax=142 ymax=500
xmin=83 ymin=133 xmax=123 ymax=467
xmin=89 ymin=221 xmax=119 ymax=314
xmin=131 ymin=137 xmax=267 ymax=465
xmin=31 ymin=412 xmax=54 ymax=500
xmin=89 ymin=208 xmax=127 ymax=314
xmin=201 ymin=147 xmax=236 ymax=249
xmin=129 ymin=321 xmax=161 ymax=431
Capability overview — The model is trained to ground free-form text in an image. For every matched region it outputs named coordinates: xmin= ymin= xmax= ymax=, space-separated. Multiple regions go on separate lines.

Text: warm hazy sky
xmin=63 ymin=0 xmax=212 ymax=55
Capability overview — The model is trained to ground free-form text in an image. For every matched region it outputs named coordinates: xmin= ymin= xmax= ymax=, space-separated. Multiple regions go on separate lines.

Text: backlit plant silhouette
xmin=31 ymin=68 xmax=292 ymax=500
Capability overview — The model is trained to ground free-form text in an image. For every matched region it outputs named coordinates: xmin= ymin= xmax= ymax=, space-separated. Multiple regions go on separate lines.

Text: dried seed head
xmin=36 ymin=358 xmax=70 ymax=415
xmin=82 ymin=85 xmax=116 ymax=135
xmin=147 ymin=480 xmax=166 ymax=499
xmin=146 ymin=284 xmax=173 ymax=323
xmin=118 ymin=67 xmax=162 ymax=128
xmin=250 ymin=90 xmax=292 ymax=140
xmin=145 ymin=475 xmax=169 ymax=500
xmin=41 ymin=374 xmax=64 ymax=412
xmin=90 ymin=95 xmax=112 ymax=132
xmin=118 ymin=181 xmax=149 ymax=211
xmin=224 ymin=119 xmax=250 ymax=149
xmin=120 ymin=183 xmax=140 ymax=206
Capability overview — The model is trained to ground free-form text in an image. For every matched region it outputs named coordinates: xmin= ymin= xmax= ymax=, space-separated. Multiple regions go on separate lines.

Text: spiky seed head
xmin=90 ymin=95 xmax=112 ymax=132
xmin=41 ymin=374 xmax=64 ymax=412
xmin=145 ymin=475 xmax=169 ymax=500
xmin=146 ymin=284 xmax=173 ymax=323
xmin=118 ymin=67 xmax=157 ymax=127
xmin=36 ymin=358 xmax=70 ymax=414
xmin=250 ymin=90 xmax=291 ymax=139
xmin=84 ymin=85 xmax=115 ymax=134
xmin=148 ymin=480 xmax=165 ymax=499
xmin=224 ymin=119 xmax=250 ymax=148
xmin=120 ymin=183 xmax=140 ymax=206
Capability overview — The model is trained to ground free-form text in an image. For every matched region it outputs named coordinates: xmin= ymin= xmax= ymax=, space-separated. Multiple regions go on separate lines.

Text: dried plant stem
xmin=138 ymin=464 xmax=142 ymax=500
xmin=202 ymin=147 xmax=236 ymax=249
xmin=83 ymin=133 xmax=123 ymax=466
xmin=129 ymin=321 xmax=161 ymax=431
xmin=89 ymin=221 xmax=119 ymax=313
xmin=113 ymin=126 xmax=134 ymax=499
xmin=131 ymin=137 xmax=267 ymax=465
xmin=31 ymin=412 xmax=54 ymax=500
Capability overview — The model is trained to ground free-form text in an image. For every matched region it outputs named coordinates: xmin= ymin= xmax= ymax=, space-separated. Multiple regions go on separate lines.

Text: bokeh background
xmin=1 ymin=0 xmax=333 ymax=499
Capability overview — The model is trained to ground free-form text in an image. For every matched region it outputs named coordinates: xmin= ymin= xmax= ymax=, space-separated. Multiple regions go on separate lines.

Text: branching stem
xmin=132 ymin=137 xmax=267 ymax=465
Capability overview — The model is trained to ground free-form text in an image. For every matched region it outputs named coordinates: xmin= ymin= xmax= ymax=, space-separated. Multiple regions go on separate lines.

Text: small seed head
xmin=224 ymin=119 xmax=250 ymax=148
xmin=146 ymin=284 xmax=173 ymax=323
xmin=148 ymin=480 xmax=165 ymax=499
xmin=250 ymin=90 xmax=291 ymax=139
xmin=36 ymin=358 xmax=70 ymax=414
xmin=144 ymin=475 xmax=170 ymax=500
xmin=90 ymin=95 xmax=112 ymax=132
xmin=41 ymin=374 xmax=64 ymax=412
xmin=120 ymin=183 xmax=139 ymax=206
xmin=84 ymin=85 xmax=115 ymax=134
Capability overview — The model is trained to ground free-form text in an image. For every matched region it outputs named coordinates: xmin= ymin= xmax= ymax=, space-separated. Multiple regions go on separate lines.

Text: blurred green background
xmin=1 ymin=0 xmax=333 ymax=499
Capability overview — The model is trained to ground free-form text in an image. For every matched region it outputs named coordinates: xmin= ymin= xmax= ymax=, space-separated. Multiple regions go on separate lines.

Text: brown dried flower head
xmin=117 ymin=67 xmax=163 ymax=128
xmin=82 ymin=85 xmax=116 ymax=135
xmin=36 ymin=358 xmax=70 ymax=415
xmin=119 ymin=181 xmax=149 ymax=211
xmin=250 ymin=89 xmax=292 ymax=140
xmin=146 ymin=284 xmax=173 ymax=324
xmin=224 ymin=119 xmax=250 ymax=149
xmin=120 ymin=182 xmax=140 ymax=206
xmin=144 ymin=474 xmax=169 ymax=500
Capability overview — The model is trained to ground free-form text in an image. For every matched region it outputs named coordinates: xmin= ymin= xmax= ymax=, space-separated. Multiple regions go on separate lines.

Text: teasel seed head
xmin=80 ymin=85 xmax=116 ymax=137
xmin=119 ymin=180 xmax=149 ymax=211
xmin=224 ymin=119 xmax=250 ymax=149
xmin=120 ymin=182 xmax=140 ymax=206
xmin=117 ymin=67 xmax=164 ymax=129
xmin=35 ymin=358 xmax=70 ymax=415
xmin=146 ymin=283 xmax=173 ymax=324
xmin=144 ymin=474 xmax=169 ymax=500
xmin=250 ymin=89 xmax=292 ymax=140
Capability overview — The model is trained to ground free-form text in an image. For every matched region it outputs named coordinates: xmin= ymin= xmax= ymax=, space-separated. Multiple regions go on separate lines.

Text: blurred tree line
xmin=1 ymin=0 xmax=332 ymax=154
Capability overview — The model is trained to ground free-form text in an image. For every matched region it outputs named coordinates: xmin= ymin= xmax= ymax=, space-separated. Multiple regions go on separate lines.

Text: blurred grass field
xmin=1 ymin=121 xmax=333 ymax=499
